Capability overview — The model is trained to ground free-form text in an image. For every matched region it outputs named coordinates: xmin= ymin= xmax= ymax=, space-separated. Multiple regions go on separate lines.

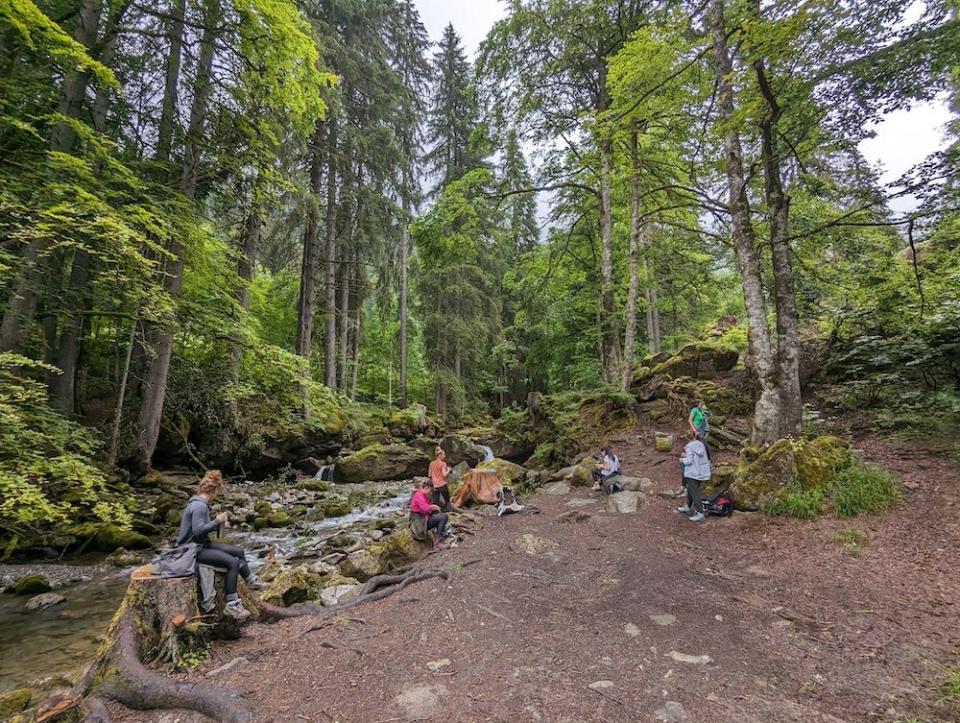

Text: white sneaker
xmin=688 ymin=512 xmax=705 ymax=523
xmin=677 ymin=505 xmax=691 ymax=514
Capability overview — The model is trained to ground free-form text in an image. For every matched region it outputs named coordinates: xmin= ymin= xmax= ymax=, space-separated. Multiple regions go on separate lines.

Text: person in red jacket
xmin=410 ymin=478 xmax=450 ymax=550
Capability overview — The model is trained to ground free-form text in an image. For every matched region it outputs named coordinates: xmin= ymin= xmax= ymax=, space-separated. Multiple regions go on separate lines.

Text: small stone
xmin=25 ymin=592 xmax=66 ymax=610
xmin=655 ymin=434 xmax=675 ymax=452
xmin=426 ymin=658 xmax=451 ymax=672
xmin=607 ymin=491 xmax=642 ymax=514
xmin=369 ymin=529 xmax=385 ymax=541
xmin=624 ymin=623 xmax=641 ymax=637
xmin=543 ymin=481 xmax=571 ymax=496
xmin=650 ymin=613 xmax=677 ymax=626
xmin=556 ymin=510 xmax=591 ymax=523
xmin=667 ymin=651 xmax=712 ymax=665
xmin=714 ymin=614 xmax=723 ymax=622
xmin=588 ymin=680 xmax=614 ymax=690
xmin=205 ymin=656 xmax=248 ymax=677
xmin=655 ymin=701 xmax=687 ymax=722
xmin=515 ymin=534 xmax=558 ymax=556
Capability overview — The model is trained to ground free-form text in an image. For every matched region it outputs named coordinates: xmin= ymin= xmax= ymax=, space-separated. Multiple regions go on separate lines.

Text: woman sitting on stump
xmin=177 ymin=470 xmax=256 ymax=619
xmin=410 ymin=478 xmax=451 ymax=550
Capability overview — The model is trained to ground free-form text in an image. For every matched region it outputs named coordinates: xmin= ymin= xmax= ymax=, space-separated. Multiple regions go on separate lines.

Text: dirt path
xmin=112 ymin=435 xmax=960 ymax=723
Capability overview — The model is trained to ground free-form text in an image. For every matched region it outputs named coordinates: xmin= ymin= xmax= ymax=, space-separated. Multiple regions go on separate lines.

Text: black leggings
xmin=432 ymin=485 xmax=451 ymax=510
xmin=426 ymin=512 xmax=448 ymax=537
xmin=197 ymin=542 xmax=250 ymax=596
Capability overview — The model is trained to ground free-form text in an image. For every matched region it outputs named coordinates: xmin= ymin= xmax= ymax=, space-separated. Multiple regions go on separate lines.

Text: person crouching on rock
xmin=678 ymin=432 xmax=710 ymax=523
xmin=177 ymin=470 xmax=255 ymax=618
xmin=592 ymin=446 xmax=621 ymax=493
xmin=411 ymin=478 xmax=450 ymax=550
xmin=429 ymin=447 xmax=453 ymax=511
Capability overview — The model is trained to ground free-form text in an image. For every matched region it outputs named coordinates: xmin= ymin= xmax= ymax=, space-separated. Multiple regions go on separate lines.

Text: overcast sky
xmin=414 ymin=0 xmax=953 ymax=215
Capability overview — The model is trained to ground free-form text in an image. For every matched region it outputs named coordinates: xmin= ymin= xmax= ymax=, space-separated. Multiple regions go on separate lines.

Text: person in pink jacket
xmin=410 ymin=478 xmax=450 ymax=550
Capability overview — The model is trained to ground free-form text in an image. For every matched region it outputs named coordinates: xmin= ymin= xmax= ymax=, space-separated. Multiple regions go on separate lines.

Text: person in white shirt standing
xmin=678 ymin=431 xmax=711 ymax=522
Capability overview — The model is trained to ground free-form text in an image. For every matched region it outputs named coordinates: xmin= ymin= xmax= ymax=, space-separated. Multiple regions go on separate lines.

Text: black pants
xmin=197 ymin=542 xmax=250 ymax=597
xmin=426 ymin=512 xmax=447 ymax=537
xmin=683 ymin=476 xmax=703 ymax=513
xmin=432 ymin=485 xmax=451 ymax=510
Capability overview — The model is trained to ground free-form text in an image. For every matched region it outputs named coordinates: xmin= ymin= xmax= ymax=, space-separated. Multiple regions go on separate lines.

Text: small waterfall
xmin=480 ymin=445 xmax=495 ymax=463
xmin=314 ymin=464 xmax=334 ymax=481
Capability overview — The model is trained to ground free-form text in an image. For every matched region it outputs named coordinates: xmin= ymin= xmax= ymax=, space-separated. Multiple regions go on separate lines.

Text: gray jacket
xmin=681 ymin=440 xmax=711 ymax=481
xmin=176 ymin=495 xmax=221 ymax=546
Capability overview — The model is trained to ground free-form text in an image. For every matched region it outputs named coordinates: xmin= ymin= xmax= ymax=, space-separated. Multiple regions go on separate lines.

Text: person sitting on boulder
xmin=678 ymin=431 xmax=710 ymax=523
xmin=177 ymin=470 xmax=258 ymax=619
xmin=591 ymin=446 xmax=621 ymax=493
xmin=410 ymin=478 xmax=450 ymax=550
xmin=429 ymin=447 xmax=453 ymax=511
xmin=688 ymin=400 xmax=711 ymax=460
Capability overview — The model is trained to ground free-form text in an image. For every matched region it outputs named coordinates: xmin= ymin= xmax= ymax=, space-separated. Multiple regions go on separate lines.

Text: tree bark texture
xmin=227 ymin=206 xmax=261 ymax=384
xmin=598 ymin=136 xmax=622 ymax=386
xmin=155 ymin=0 xmax=186 ymax=164
xmin=296 ymin=123 xmax=325 ymax=363
xmin=323 ymin=121 xmax=339 ymax=390
xmin=621 ymin=121 xmax=642 ymax=391
xmin=710 ymin=0 xmax=781 ymax=445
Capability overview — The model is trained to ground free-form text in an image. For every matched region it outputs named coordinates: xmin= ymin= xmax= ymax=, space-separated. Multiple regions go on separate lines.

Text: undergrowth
xmin=766 ymin=457 xmax=899 ymax=519
xmin=941 ymin=664 xmax=960 ymax=704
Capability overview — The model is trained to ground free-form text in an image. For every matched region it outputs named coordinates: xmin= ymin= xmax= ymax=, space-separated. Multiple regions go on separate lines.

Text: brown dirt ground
xmin=110 ymin=433 xmax=960 ymax=723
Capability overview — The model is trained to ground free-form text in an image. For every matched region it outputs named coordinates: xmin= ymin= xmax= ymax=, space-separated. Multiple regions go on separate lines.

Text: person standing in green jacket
xmin=688 ymin=400 xmax=711 ymax=461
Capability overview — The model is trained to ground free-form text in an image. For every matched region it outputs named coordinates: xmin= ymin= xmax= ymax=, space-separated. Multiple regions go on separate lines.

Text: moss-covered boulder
xmin=9 ymin=574 xmax=51 ymax=596
xmin=668 ymin=377 xmax=752 ymax=416
xmin=298 ymin=479 xmax=329 ymax=493
xmin=732 ymin=436 xmax=851 ymax=511
xmin=439 ymin=434 xmax=486 ymax=467
xmin=262 ymin=568 xmax=326 ymax=606
xmin=339 ymin=528 xmax=429 ymax=580
xmin=335 ymin=443 xmax=430 ymax=483
xmin=387 ymin=404 xmax=431 ymax=438
xmin=0 ymin=688 xmax=32 ymax=717
xmin=651 ymin=343 xmax=739 ymax=380
xmin=67 ymin=523 xmax=153 ymax=553
xmin=320 ymin=494 xmax=353 ymax=518
xmin=477 ymin=458 xmax=526 ymax=486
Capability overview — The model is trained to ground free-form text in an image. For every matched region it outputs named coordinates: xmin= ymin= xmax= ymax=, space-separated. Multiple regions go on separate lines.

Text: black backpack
xmin=703 ymin=489 xmax=734 ymax=517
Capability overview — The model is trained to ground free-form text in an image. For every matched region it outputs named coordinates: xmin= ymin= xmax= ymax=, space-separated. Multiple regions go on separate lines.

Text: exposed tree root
xmin=33 ymin=562 xmax=452 ymax=722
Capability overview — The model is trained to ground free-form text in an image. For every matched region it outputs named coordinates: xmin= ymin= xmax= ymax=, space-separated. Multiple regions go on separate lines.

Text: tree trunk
xmin=51 ymin=250 xmax=92 ymax=415
xmin=710 ymin=0 xmax=780 ymax=445
xmin=296 ymin=123 xmax=325 ymax=363
xmin=156 ymin=0 xmax=186 ymax=164
xmin=399 ymin=193 xmax=410 ymax=408
xmin=350 ymin=288 xmax=361 ymax=401
xmin=107 ymin=308 xmax=139 ymax=470
xmin=227 ymin=207 xmax=261 ymax=384
xmin=755 ymin=60 xmax=802 ymax=438
xmin=338 ymin=250 xmax=351 ymax=392
xmin=134 ymin=0 xmax=217 ymax=470
xmin=598 ymin=136 xmax=622 ymax=385
xmin=621 ymin=121 xmax=642 ymax=391
xmin=323 ymin=122 xmax=338 ymax=390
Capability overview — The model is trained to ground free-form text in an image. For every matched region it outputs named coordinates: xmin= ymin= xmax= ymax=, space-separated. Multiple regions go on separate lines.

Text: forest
xmin=3 ymin=0 xmax=958 ymax=540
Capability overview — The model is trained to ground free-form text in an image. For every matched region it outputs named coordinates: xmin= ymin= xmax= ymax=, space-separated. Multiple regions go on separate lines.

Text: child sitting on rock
xmin=410 ymin=478 xmax=451 ymax=550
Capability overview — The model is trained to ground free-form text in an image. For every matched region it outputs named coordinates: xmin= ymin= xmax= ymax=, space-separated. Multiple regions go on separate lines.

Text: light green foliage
xmin=828 ymin=528 xmax=867 ymax=557
xmin=765 ymin=489 xmax=825 ymax=519
xmin=829 ymin=457 xmax=900 ymax=517
xmin=0 ymin=354 xmax=129 ymax=533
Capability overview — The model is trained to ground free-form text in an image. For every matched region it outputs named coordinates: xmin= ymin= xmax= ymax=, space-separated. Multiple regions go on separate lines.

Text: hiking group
xmin=408 ymin=447 xmax=458 ymax=550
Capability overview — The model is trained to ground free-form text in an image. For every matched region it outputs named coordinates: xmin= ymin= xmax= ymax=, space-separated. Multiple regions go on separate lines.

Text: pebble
xmin=624 ymin=623 xmax=641 ymax=637
xmin=667 ymin=651 xmax=713 ymax=665
xmin=655 ymin=701 xmax=687 ymax=722
xmin=650 ymin=613 xmax=677 ymax=626
xmin=588 ymin=680 xmax=614 ymax=690
xmin=426 ymin=658 xmax=451 ymax=672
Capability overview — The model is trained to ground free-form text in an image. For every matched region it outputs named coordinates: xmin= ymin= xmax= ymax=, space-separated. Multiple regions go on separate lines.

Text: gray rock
xmin=667 ymin=650 xmax=713 ymax=665
xmin=650 ymin=613 xmax=677 ymax=626
xmin=566 ymin=498 xmax=596 ymax=507
xmin=543 ymin=481 xmax=571 ymax=496
xmin=619 ymin=476 xmax=652 ymax=491
xmin=655 ymin=701 xmax=687 ymax=722
xmin=515 ymin=534 xmax=558 ymax=556
xmin=588 ymin=680 xmax=614 ymax=690
xmin=606 ymin=491 xmax=642 ymax=514
xmin=624 ymin=623 xmax=641 ymax=637
xmin=426 ymin=658 xmax=451 ymax=672
xmin=320 ymin=583 xmax=360 ymax=607
xmin=205 ymin=656 xmax=248 ymax=677
xmin=25 ymin=592 xmax=66 ymax=610
xmin=266 ymin=492 xmax=281 ymax=503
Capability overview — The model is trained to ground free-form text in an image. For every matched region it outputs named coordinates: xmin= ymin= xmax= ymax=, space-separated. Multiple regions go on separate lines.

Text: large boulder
xmin=387 ymin=404 xmax=431 ymax=438
xmin=651 ymin=343 xmax=739 ymax=380
xmin=732 ymin=436 xmax=851 ymax=511
xmin=607 ymin=491 xmax=643 ymax=514
xmin=477 ymin=458 xmax=526 ymax=486
xmin=9 ymin=574 xmax=51 ymax=596
xmin=26 ymin=592 xmax=66 ymax=610
xmin=335 ymin=443 xmax=430 ymax=483
xmin=339 ymin=528 xmax=429 ymax=581
xmin=262 ymin=568 xmax=326 ymax=607
xmin=64 ymin=523 xmax=153 ymax=554
xmin=439 ymin=434 xmax=486 ymax=467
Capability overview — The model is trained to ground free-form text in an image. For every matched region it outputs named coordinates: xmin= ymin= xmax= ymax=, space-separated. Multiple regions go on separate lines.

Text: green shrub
xmin=0 ymin=354 xmax=131 ymax=545
xmin=941 ymin=665 xmax=960 ymax=703
xmin=828 ymin=457 xmax=900 ymax=517
xmin=765 ymin=488 xmax=825 ymax=519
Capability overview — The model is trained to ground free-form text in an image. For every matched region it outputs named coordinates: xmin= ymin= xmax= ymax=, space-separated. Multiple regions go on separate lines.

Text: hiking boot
xmin=688 ymin=511 xmax=705 ymax=523
xmin=674 ymin=488 xmax=686 ymax=498
xmin=244 ymin=575 xmax=267 ymax=591
xmin=677 ymin=505 xmax=691 ymax=514
xmin=224 ymin=599 xmax=251 ymax=621
xmin=433 ymin=539 xmax=449 ymax=550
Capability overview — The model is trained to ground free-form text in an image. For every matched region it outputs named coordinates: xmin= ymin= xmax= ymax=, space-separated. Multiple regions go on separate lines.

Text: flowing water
xmin=480 ymin=445 xmax=495 ymax=463
xmin=0 ymin=486 xmax=410 ymax=694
